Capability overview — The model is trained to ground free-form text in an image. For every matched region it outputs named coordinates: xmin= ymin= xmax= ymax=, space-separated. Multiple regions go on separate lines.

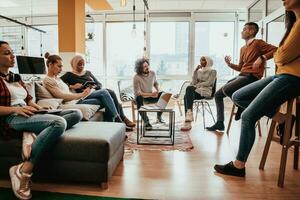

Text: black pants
xmin=135 ymin=92 xmax=163 ymax=122
xmin=214 ymin=74 xmax=258 ymax=122
xmin=184 ymin=86 xmax=205 ymax=114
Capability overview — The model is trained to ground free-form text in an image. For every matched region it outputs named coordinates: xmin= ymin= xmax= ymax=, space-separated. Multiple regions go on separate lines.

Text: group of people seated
xmin=43 ymin=53 xmax=135 ymax=131
xmin=1 ymin=1 xmax=299 ymax=199
xmin=131 ymin=3 xmax=300 ymax=178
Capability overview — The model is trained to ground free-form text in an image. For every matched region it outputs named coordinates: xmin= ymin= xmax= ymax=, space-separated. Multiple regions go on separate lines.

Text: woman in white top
xmin=181 ymin=56 xmax=217 ymax=131
xmin=0 ymin=41 xmax=82 ymax=199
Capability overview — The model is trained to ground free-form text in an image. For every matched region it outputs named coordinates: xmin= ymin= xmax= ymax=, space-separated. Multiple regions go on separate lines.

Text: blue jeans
xmin=5 ymin=109 xmax=82 ymax=164
xmin=78 ymin=89 xmax=118 ymax=121
xmin=232 ymin=74 xmax=300 ymax=162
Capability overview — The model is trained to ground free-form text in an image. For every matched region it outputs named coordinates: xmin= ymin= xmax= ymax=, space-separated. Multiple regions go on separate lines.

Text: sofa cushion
xmin=0 ymin=122 xmax=125 ymax=163
xmin=59 ymin=104 xmax=100 ymax=120
xmin=48 ymin=122 xmax=125 ymax=162
xmin=37 ymin=98 xmax=63 ymax=109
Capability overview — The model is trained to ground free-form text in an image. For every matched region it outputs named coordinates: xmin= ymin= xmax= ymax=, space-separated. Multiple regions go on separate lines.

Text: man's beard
xmin=143 ymin=70 xmax=149 ymax=75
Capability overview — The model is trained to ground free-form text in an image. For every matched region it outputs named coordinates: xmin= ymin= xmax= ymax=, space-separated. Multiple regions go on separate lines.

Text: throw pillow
xmin=35 ymin=82 xmax=53 ymax=100
xmin=59 ymin=104 xmax=100 ymax=120
xmin=120 ymin=86 xmax=134 ymax=102
xmin=37 ymin=98 xmax=63 ymax=109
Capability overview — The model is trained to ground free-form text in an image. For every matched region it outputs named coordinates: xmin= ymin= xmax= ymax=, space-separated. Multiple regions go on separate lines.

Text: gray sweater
xmin=133 ymin=71 xmax=158 ymax=97
xmin=191 ymin=68 xmax=217 ymax=97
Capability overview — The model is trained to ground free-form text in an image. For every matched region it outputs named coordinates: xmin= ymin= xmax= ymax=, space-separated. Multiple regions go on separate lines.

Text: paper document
xmin=141 ymin=93 xmax=172 ymax=110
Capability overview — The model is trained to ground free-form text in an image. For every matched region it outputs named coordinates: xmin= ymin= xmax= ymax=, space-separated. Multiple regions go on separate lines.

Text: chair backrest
xmin=177 ymin=80 xmax=191 ymax=100
xmin=117 ymin=80 xmax=135 ymax=102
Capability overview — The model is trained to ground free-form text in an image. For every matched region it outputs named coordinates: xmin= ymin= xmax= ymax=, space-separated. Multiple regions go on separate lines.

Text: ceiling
xmin=0 ymin=0 xmax=258 ymax=17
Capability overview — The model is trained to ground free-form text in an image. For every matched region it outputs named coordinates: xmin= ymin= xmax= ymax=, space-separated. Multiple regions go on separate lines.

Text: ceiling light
xmin=120 ymin=0 xmax=127 ymax=7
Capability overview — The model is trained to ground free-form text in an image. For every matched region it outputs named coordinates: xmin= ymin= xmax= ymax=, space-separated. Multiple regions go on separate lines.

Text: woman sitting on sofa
xmin=181 ymin=56 xmax=217 ymax=131
xmin=43 ymin=53 xmax=123 ymax=123
xmin=0 ymin=41 xmax=82 ymax=200
xmin=60 ymin=55 xmax=135 ymax=128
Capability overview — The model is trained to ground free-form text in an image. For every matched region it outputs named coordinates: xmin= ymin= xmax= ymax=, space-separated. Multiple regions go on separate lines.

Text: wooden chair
xmin=226 ymin=104 xmax=262 ymax=136
xmin=259 ymin=97 xmax=300 ymax=187
xmin=117 ymin=80 xmax=158 ymax=122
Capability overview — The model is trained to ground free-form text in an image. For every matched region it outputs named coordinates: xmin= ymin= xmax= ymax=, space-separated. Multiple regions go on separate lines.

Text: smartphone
xmin=81 ymin=81 xmax=96 ymax=89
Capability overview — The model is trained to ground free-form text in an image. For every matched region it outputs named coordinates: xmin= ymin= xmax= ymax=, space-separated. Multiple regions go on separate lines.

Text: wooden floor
xmin=1 ymin=105 xmax=300 ymax=200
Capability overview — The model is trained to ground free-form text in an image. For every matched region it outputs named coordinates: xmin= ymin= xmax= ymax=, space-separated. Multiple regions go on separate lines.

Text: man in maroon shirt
xmin=206 ymin=22 xmax=277 ymax=131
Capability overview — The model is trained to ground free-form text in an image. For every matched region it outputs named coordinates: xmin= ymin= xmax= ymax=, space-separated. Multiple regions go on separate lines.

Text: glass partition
xmin=249 ymin=0 xmax=264 ymax=22
xmin=267 ymin=0 xmax=283 ymax=15
xmin=266 ymin=15 xmax=285 ymax=77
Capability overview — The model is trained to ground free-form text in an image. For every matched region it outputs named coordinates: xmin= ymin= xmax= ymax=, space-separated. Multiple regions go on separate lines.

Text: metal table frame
xmin=137 ymin=108 xmax=175 ymax=145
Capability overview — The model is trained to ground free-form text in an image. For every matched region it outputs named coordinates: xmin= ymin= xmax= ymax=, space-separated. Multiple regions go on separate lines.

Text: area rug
xmin=125 ymin=123 xmax=194 ymax=152
xmin=0 ymin=187 xmax=143 ymax=200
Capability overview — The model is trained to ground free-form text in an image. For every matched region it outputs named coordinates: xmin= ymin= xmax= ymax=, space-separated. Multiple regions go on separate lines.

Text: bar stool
xmin=259 ymin=97 xmax=300 ymax=187
xmin=226 ymin=104 xmax=262 ymax=136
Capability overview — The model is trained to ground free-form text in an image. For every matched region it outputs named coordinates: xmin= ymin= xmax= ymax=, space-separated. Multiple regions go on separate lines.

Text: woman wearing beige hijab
xmin=181 ymin=56 xmax=217 ymax=131
xmin=61 ymin=55 xmax=135 ymax=128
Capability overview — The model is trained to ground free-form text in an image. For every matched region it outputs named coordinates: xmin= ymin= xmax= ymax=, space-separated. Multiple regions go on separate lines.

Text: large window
xmin=0 ymin=26 xmax=23 ymax=55
xmin=27 ymin=25 xmax=58 ymax=57
xmin=150 ymin=22 xmax=189 ymax=76
xmin=85 ymin=22 xmax=103 ymax=75
xmin=195 ymin=22 xmax=235 ymax=83
xmin=266 ymin=15 xmax=285 ymax=76
xmin=106 ymin=22 xmax=144 ymax=77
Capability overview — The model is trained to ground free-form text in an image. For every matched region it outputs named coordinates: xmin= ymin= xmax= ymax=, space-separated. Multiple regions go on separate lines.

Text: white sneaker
xmin=9 ymin=163 xmax=32 ymax=200
xmin=22 ymin=132 xmax=37 ymax=161
xmin=185 ymin=111 xmax=194 ymax=122
xmin=180 ymin=122 xmax=192 ymax=131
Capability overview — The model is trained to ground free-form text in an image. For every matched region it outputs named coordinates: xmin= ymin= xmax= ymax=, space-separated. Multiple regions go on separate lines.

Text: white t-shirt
xmin=4 ymin=81 xmax=27 ymax=106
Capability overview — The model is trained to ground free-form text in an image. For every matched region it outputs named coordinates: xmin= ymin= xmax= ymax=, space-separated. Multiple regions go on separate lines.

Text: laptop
xmin=141 ymin=92 xmax=172 ymax=110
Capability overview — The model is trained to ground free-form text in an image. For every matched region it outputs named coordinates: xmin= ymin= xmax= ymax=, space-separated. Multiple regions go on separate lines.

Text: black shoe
xmin=206 ymin=121 xmax=225 ymax=131
xmin=145 ymin=122 xmax=152 ymax=130
xmin=234 ymin=107 xmax=243 ymax=121
xmin=214 ymin=161 xmax=245 ymax=177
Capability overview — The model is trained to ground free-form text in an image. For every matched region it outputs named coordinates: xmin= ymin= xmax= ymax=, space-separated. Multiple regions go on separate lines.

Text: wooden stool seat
xmin=259 ymin=97 xmax=300 ymax=187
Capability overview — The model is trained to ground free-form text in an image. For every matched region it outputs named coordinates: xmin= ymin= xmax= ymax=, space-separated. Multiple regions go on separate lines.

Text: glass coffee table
xmin=137 ymin=108 xmax=175 ymax=145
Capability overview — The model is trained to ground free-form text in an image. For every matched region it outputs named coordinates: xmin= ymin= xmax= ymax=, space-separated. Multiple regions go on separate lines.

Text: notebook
xmin=141 ymin=92 xmax=172 ymax=110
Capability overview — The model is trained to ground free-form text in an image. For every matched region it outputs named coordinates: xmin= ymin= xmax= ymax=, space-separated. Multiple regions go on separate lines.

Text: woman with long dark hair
xmin=0 ymin=41 xmax=82 ymax=199
xmin=214 ymin=0 xmax=300 ymax=177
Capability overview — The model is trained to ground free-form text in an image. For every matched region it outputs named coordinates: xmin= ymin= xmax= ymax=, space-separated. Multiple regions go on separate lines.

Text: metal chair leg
xmin=195 ymin=102 xmax=200 ymax=121
xmin=201 ymin=101 xmax=205 ymax=128
xmin=205 ymin=101 xmax=215 ymax=123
